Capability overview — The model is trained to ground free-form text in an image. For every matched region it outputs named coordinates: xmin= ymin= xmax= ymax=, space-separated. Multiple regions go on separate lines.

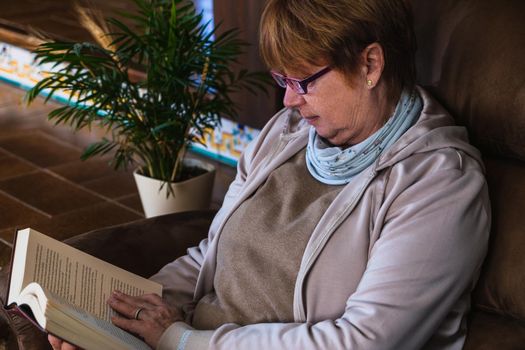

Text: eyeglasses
xmin=270 ymin=66 xmax=332 ymax=95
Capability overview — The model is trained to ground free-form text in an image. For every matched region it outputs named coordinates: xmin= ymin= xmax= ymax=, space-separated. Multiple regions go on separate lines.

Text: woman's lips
xmin=303 ymin=115 xmax=320 ymax=124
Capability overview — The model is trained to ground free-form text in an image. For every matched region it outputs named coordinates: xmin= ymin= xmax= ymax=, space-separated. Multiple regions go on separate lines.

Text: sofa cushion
xmin=63 ymin=210 xmax=214 ymax=278
xmin=463 ymin=310 xmax=525 ymax=349
xmin=472 ymin=157 xmax=525 ymax=321
xmin=412 ymin=0 xmax=525 ymax=161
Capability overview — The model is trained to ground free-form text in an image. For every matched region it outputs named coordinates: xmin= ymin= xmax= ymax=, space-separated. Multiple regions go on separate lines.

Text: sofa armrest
xmin=63 ymin=210 xmax=214 ymax=278
xmin=0 ymin=209 xmax=214 ymax=350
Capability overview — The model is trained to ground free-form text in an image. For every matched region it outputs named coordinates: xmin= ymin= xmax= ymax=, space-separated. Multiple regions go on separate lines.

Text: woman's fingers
xmin=62 ymin=342 xmax=79 ymax=350
xmin=48 ymin=335 xmax=79 ymax=350
xmin=108 ymin=291 xmax=176 ymax=320
xmin=107 ymin=291 xmax=186 ymax=348
xmin=48 ymin=334 xmax=62 ymax=349
xmin=138 ymin=293 xmax=164 ymax=306
xmin=113 ymin=291 xmax=163 ymax=306
xmin=108 ymin=292 xmax=144 ymax=319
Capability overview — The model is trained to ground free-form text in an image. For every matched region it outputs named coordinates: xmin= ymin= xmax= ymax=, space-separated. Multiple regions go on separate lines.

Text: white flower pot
xmin=133 ymin=158 xmax=216 ymax=218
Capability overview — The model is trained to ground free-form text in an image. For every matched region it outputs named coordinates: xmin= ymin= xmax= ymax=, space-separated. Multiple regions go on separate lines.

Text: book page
xmin=17 ymin=283 xmax=149 ymax=349
xmin=44 ymin=285 xmax=150 ymax=350
xmin=11 ymin=228 xmax=162 ymax=322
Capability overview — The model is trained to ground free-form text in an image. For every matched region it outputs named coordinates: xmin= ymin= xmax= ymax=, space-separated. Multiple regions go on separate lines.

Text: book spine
xmin=5 ymin=305 xmax=46 ymax=332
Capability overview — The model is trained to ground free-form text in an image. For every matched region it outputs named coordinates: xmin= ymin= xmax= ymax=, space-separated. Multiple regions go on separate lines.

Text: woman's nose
xmin=283 ymin=86 xmax=305 ymax=108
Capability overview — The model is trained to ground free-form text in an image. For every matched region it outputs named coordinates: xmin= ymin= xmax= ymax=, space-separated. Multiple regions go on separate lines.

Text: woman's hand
xmin=108 ymin=291 xmax=184 ymax=348
xmin=48 ymin=335 xmax=79 ymax=350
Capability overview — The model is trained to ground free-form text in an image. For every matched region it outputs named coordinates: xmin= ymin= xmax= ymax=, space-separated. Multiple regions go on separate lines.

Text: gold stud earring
xmin=366 ymin=79 xmax=373 ymax=87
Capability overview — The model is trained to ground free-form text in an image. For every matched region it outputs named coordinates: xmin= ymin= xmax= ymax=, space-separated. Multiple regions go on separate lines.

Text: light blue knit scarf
xmin=306 ymin=88 xmax=423 ymax=185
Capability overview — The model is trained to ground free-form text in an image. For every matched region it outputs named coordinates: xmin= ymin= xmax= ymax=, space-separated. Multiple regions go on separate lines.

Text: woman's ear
xmin=361 ymin=42 xmax=385 ymax=89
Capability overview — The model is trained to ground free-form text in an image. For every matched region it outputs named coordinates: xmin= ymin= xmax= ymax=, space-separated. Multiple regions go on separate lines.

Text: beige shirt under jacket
xmin=192 ymin=149 xmax=343 ymax=329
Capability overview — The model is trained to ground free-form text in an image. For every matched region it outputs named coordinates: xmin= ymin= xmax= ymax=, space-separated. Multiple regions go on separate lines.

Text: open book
xmin=5 ymin=228 xmax=163 ymax=350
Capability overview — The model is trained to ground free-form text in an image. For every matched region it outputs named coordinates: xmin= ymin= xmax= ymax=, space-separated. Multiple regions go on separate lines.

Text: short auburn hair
xmin=259 ymin=0 xmax=417 ymax=98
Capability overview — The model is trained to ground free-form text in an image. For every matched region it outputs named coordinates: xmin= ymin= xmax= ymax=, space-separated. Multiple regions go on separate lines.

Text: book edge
xmin=4 ymin=227 xmax=23 ymax=308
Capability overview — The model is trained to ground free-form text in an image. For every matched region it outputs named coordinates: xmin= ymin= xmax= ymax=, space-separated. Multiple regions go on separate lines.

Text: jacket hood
xmin=376 ymin=87 xmax=484 ymax=172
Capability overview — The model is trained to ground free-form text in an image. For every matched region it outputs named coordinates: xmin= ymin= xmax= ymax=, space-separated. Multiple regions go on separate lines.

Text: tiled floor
xmin=0 ymin=80 xmax=235 ymax=264
xmin=0 ymin=83 xmax=146 ymax=268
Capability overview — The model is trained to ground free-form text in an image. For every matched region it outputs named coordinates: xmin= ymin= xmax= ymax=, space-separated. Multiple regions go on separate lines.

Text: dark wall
xmin=214 ymin=0 xmax=280 ymax=130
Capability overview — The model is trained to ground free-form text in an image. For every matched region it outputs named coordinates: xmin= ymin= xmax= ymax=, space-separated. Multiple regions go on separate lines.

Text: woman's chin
xmin=315 ymin=129 xmax=351 ymax=147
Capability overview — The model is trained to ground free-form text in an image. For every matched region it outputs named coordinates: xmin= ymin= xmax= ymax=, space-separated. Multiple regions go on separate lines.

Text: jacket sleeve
xmin=160 ymin=160 xmax=490 ymax=350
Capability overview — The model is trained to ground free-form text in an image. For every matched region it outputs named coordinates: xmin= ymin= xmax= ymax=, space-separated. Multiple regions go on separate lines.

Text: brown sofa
xmin=411 ymin=0 xmax=525 ymax=347
xmin=1 ymin=0 xmax=525 ymax=348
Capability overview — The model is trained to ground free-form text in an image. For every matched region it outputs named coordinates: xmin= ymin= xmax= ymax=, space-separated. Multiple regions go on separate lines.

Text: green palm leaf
xmin=25 ymin=0 xmax=269 ymax=190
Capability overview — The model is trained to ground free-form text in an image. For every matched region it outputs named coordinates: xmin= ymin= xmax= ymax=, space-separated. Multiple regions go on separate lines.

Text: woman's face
xmin=282 ymin=64 xmax=387 ymax=147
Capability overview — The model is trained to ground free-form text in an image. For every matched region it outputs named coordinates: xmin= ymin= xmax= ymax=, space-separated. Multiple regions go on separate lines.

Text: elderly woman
xmin=50 ymin=0 xmax=490 ymax=349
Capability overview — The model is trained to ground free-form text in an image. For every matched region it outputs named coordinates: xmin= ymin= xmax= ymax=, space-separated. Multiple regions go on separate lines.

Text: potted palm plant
xmin=25 ymin=0 xmax=268 ymax=217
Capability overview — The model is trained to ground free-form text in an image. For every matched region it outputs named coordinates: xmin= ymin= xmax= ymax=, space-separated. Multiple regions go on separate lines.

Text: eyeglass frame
xmin=270 ymin=66 xmax=332 ymax=95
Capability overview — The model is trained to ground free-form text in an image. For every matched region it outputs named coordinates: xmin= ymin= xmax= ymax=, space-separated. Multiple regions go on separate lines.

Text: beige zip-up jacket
xmin=152 ymin=87 xmax=491 ymax=350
